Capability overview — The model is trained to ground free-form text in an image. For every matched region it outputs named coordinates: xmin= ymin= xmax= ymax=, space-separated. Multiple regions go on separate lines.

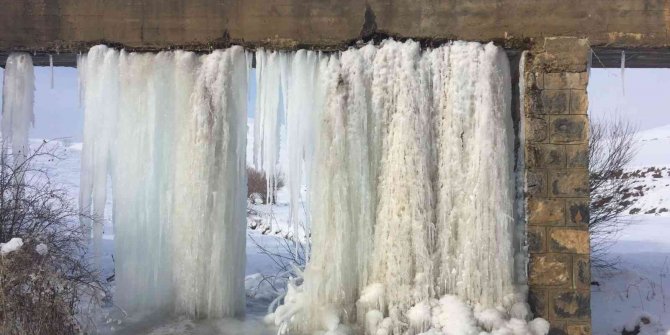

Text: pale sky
xmin=0 ymin=66 xmax=668 ymax=141
xmin=588 ymin=68 xmax=670 ymax=131
xmin=0 ymin=66 xmax=82 ymax=141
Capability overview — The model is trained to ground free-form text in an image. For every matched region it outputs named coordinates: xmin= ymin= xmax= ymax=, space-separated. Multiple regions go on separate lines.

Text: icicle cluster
xmin=257 ymin=40 xmax=544 ymax=335
xmin=79 ymin=45 xmax=248 ymax=317
xmin=1 ymin=53 xmax=35 ymax=161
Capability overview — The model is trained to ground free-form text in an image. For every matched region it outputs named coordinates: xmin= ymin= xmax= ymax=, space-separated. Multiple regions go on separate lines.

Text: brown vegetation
xmin=247 ymin=166 xmax=284 ymax=204
xmin=0 ymin=141 xmax=105 ymax=334
xmin=589 ymin=118 xmax=638 ymax=270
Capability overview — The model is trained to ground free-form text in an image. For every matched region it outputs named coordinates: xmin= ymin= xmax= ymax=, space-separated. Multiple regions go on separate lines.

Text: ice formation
xmin=258 ymin=40 xmax=546 ymax=334
xmin=79 ymin=45 xmax=248 ymax=317
xmin=75 ymin=38 xmax=544 ymax=333
xmin=1 ymin=53 xmax=35 ymax=161
xmin=621 ymin=50 xmax=626 ymax=96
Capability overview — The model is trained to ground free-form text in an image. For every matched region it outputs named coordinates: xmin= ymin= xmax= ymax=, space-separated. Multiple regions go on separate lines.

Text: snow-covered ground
xmin=631 ymin=124 xmax=670 ymax=168
xmin=592 ymin=124 xmax=670 ymax=335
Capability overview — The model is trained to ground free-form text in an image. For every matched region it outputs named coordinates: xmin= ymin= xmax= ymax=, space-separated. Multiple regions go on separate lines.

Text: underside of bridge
xmin=3 ymin=1 xmax=670 ymax=334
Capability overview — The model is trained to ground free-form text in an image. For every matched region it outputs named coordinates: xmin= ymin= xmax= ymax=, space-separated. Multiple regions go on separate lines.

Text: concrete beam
xmin=2 ymin=0 xmax=670 ymax=53
xmin=591 ymin=48 xmax=670 ymax=68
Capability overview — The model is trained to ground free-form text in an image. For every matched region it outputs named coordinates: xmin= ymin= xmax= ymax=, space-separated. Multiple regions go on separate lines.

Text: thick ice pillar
xmin=1 ymin=53 xmax=34 ymax=160
xmin=79 ymin=46 xmax=248 ymax=317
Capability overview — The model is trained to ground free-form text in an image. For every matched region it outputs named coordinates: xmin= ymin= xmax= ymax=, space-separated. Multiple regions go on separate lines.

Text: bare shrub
xmin=248 ymin=219 xmax=308 ymax=314
xmin=589 ymin=118 xmax=638 ymax=271
xmin=0 ymin=141 xmax=106 ymax=334
xmin=247 ymin=166 xmax=284 ymax=204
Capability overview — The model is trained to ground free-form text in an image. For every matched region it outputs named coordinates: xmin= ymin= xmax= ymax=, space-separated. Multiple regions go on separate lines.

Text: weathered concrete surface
xmin=3 ymin=0 xmax=670 ymax=53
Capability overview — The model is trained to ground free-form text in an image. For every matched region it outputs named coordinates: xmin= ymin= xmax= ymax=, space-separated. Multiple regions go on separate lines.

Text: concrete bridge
xmin=3 ymin=1 xmax=667 ymax=334
xmin=2 ymin=0 xmax=670 ymax=66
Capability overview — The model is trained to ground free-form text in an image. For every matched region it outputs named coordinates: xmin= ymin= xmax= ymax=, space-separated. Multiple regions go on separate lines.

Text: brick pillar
xmin=524 ymin=37 xmax=592 ymax=335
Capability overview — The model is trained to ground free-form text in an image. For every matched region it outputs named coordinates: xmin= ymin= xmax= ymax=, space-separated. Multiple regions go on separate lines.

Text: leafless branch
xmin=589 ymin=118 xmax=639 ymax=271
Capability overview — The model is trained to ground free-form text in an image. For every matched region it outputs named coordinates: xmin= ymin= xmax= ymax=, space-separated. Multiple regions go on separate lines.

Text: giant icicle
xmin=79 ymin=46 xmax=119 ymax=265
xmin=263 ymin=40 xmax=544 ymax=335
xmin=2 ymin=53 xmax=35 ymax=161
xmin=368 ymin=40 xmax=437 ymax=322
xmin=432 ymin=42 xmax=515 ymax=307
xmin=79 ymin=45 xmax=248 ymax=317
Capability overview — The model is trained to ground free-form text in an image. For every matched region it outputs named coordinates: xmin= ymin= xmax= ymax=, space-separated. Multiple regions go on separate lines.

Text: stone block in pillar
xmin=524 ymin=36 xmax=591 ymax=331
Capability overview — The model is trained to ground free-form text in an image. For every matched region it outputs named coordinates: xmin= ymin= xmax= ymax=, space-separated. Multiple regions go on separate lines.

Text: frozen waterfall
xmin=79 ymin=46 xmax=248 ymax=317
xmin=74 ymin=39 xmax=542 ymax=334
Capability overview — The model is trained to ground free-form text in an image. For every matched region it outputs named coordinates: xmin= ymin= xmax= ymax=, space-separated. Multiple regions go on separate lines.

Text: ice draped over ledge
xmin=255 ymin=41 xmax=539 ymax=334
xmin=74 ymin=40 xmax=546 ymax=334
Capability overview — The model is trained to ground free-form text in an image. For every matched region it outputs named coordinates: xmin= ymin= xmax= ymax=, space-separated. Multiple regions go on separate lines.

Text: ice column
xmin=171 ymin=47 xmax=248 ymax=318
xmin=79 ymin=46 xmax=119 ymax=266
xmin=369 ymin=40 xmax=437 ymax=317
xmin=111 ymin=50 xmax=174 ymax=311
xmin=1 ymin=53 xmax=35 ymax=161
xmin=432 ymin=42 xmax=515 ymax=307
xmin=253 ymin=50 xmax=282 ymax=204
xmin=79 ymin=46 xmax=248 ymax=317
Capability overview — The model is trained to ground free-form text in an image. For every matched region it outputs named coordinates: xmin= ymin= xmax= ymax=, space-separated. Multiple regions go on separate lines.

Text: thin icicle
xmin=49 ymin=54 xmax=54 ymax=89
xmin=621 ymin=50 xmax=626 ymax=96
xmin=254 ymin=50 xmax=283 ymax=205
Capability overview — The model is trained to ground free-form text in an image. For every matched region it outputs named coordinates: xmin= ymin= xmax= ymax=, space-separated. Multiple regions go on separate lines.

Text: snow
xmin=591 ymin=122 xmax=670 ymax=334
xmin=631 ymin=124 xmax=670 ymax=167
xmin=1 ymin=238 xmax=23 ymax=255
xmin=592 ymin=247 xmax=670 ymax=334
xmin=35 ymin=243 xmax=48 ymax=255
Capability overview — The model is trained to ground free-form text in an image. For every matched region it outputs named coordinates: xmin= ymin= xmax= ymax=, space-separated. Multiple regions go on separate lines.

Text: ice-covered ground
xmin=591 ymin=123 xmax=670 ymax=335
